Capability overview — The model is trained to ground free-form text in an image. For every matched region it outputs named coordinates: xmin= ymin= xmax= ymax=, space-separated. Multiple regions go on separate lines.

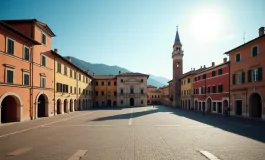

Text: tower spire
xmin=174 ymin=26 xmax=182 ymax=46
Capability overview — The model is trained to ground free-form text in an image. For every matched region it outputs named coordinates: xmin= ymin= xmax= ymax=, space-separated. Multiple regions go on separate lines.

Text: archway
xmin=199 ymin=102 xmax=202 ymax=111
xmin=130 ymin=98 xmax=134 ymax=106
xmin=37 ymin=94 xmax=47 ymax=118
xmin=202 ymin=102 xmax=206 ymax=111
xmin=207 ymin=98 xmax=212 ymax=112
xmin=82 ymin=99 xmax=85 ymax=110
xmin=188 ymin=100 xmax=191 ymax=110
xmin=0 ymin=93 xmax=22 ymax=123
xmin=56 ymin=99 xmax=62 ymax=114
xmin=70 ymin=99 xmax=73 ymax=112
xmin=147 ymin=100 xmax=150 ymax=105
xmin=249 ymin=93 xmax=262 ymax=118
xmin=74 ymin=99 xmax=77 ymax=111
xmin=113 ymin=101 xmax=116 ymax=106
xmin=64 ymin=99 xmax=68 ymax=113
xmin=79 ymin=100 xmax=81 ymax=110
xmin=195 ymin=100 xmax=198 ymax=110
xmin=223 ymin=100 xmax=228 ymax=114
xmin=107 ymin=99 xmax=111 ymax=107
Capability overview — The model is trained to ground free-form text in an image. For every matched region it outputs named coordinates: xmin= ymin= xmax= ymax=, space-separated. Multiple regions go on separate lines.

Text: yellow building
xmin=160 ymin=85 xmax=171 ymax=106
xmin=92 ymin=75 xmax=117 ymax=107
xmin=168 ymin=80 xmax=173 ymax=107
xmin=52 ymin=50 xmax=93 ymax=115
xmin=180 ymin=71 xmax=195 ymax=109
xmin=147 ymin=85 xmax=161 ymax=105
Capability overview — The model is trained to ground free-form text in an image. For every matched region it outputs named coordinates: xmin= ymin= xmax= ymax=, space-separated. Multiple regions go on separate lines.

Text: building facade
xmin=225 ymin=27 xmax=265 ymax=119
xmin=117 ymin=73 xmax=148 ymax=107
xmin=147 ymin=85 xmax=161 ymax=105
xmin=160 ymin=85 xmax=171 ymax=106
xmin=193 ymin=59 xmax=229 ymax=114
xmin=92 ymin=75 xmax=117 ymax=107
xmin=180 ymin=70 xmax=195 ymax=110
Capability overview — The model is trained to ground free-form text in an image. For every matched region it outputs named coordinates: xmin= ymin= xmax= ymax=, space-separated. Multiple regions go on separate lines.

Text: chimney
xmin=212 ymin=62 xmax=215 ymax=67
xmin=67 ymin=56 xmax=71 ymax=62
xmin=204 ymin=65 xmax=206 ymax=68
xmin=86 ymin=69 xmax=90 ymax=75
xmin=54 ymin=48 xmax=58 ymax=53
xmin=259 ymin=27 xmax=264 ymax=37
xmin=223 ymin=58 xmax=227 ymax=63
xmin=119 ymin=71 xmax=121 ymax=74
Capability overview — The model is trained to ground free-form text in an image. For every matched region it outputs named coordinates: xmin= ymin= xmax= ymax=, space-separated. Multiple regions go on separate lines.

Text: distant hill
xmin=66 ymin=57 xmax=170 ymax=87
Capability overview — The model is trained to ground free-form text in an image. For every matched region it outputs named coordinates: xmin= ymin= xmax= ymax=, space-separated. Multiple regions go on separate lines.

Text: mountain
xmin=67 ymin=57 xmax=170 ymax=87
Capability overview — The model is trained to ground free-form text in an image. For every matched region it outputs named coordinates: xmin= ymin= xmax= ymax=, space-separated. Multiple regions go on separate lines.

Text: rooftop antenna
xmin=243 ymin=32 xmax=245 ymax=44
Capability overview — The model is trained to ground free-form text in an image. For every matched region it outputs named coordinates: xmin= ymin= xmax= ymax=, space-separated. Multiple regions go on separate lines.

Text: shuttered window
xmin=212 ymin=86 xmax=216 ymax=93
xmin=7 ymin=38 xmax=14 ymax=55
xmin=42 ymin=33 xmax=46 ymax=45
xmin=252 ymin=46 xmax=258 ymax=57
xmin=208 ymin=86 xmax=210 ymax=93
xmin=218 ymin=84 xmax=223 ymax=93
xmin=23 ymin=46 xmax=30 ymax=61
xmin=41 ymin=55 xmax=46 ymax=66
xmin=57 ymin=62 xmax=61 ymax=73
xmin=41 ymin=77 xmax=46 ymax=88
xmin=212 ymin=71 xmax=216 ymax=77
xmin=188 ymin=78 xmax=191 ymax=83
xmin=6 ymin=69 xmax=14 ymax=83
xmin=236 ymin=53 xmax=241 ymax=62
xmin=218 ymin=69 xmax=222 ymax=75
xmin=23 ymin=73 xmax=30 ymax=85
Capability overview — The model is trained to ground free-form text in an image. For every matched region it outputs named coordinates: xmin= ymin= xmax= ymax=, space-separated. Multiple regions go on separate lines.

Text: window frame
xmin=5 ymin=68 xmax=14 ymax=84
xmin=41 ymin=32 xmax=46 ymax=45
xmin=235 ymin=53 xmax=241 ymax=62
xmin=41 ymin=55 xmax=46 ymax=67
xmin=57 ymin=62 xmax=61 ymax=73
xmin=64 ymin=65 xmax=67 ymax=75
xmin=6 ymin=37 xmax=15 ymax=55
xmin=252 ymin=69 xmax=258 ymax=82
xmin=23 ymin=45 xmax=30 ymax=61
xmin=23 ymin=71 xmax=30 ymax=86
xmin=252 ymin=45 xmax=258 ymax=57
xmin=40 ymin=76 xmax=46 ymax=88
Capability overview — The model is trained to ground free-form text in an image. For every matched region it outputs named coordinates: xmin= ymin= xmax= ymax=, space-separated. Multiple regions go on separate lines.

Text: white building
xmin=116 ymin=72 xmax=148 ymax=107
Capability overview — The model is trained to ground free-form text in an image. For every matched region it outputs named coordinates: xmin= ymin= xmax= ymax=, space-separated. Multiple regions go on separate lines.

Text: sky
xmin=1 ymin=0 xmax=265 ymax=79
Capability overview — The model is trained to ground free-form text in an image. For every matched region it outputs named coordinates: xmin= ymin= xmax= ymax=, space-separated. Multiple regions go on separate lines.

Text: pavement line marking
xmin=154 ymin=125 xmax=214 ymax=128
xmin=6 ymin=147 xmax=31 ymax=156
xmin=68 ymin=150 xmax=87 ymax=160
xmin=128 ymin=108 xmax=134 ymax=125
xmin=199 ymin=151 xmax=220 ymax=160
xmin=154 ymin=125 xmax=181 ymax=127
xmin=0 ymin=111 xmax=97 ymax=138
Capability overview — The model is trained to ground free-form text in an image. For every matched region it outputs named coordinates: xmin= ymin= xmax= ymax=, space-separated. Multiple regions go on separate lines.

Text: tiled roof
xmin=117 ymin=72 xmax=149 ymax=78
xmin=2 ymin=19 xmax=56 ymax=37
xmin=179 ymin=70 xmax=196 ymax=79
xmin=147 ymin=85 xmax=157 ymax=88
xmin=0 ymin=21 xmax=41 ymax=45
xmin=195 ymin=61 xmax=230 ymax=75
xmin=93 ymin=75 xmax=116 ymax=80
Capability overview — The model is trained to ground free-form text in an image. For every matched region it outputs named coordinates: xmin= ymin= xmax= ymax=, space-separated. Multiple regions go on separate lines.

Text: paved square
xmin=0 ymin=105 xmax=265 ymax=160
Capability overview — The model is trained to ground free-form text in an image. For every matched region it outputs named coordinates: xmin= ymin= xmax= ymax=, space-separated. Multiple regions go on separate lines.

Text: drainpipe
xmin=53 ymin=56 xmax=56 ymax=116
xmin=30 ymin=46 xmax=34 ymax=120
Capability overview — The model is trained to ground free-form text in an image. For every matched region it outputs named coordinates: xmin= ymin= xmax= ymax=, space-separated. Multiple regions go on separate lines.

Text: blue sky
xmin=1 ymin=0 xmax=265 ymax=79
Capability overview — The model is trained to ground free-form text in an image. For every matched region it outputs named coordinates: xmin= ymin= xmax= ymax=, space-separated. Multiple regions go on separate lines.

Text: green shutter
xmin=252 ymin=46 xmax=258 ymax=57
xmin=232 ymin=74 xmax=236 ymax=84
xmin=258 ymin=68 xmax=262 ymax=81
xmin=248 ymin=70 xmax=252 ymax=82
xmin=241 ymin=72 xmax=245 ymax=84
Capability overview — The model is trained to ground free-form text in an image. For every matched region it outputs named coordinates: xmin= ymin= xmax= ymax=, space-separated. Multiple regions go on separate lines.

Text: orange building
xmin=0 ymin=19 xmax=56 ymax=124
xmin=225 ymin=27 xmax=265 ymax=119
xmin=147 ymin=85 xmax=161 ymax=105
xmin=92 ymin=75 xmax=117 ymax=107
xmin=160 ymin=85 xmax=171 ymax=106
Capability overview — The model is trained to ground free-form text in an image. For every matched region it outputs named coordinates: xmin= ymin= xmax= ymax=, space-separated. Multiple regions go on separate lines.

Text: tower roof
xmin=173 ymin=27 xmax=181 ymax=46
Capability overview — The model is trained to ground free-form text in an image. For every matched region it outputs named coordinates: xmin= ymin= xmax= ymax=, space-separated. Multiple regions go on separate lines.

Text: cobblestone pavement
xmin=0 ymin=105 xmax=265 ymax=160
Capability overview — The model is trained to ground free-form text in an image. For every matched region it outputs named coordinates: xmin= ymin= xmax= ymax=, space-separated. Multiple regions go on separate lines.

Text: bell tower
xmin=172 ymin=26 xmax=183 ymax=107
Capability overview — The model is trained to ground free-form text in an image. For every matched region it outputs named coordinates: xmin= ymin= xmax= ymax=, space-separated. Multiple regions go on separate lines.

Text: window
xmin=95 ymin=91 xmax=98 ymax=96
xmin=102 ymin=81 xmax=104 ymax=86
xmin=6 ymin=37 xmax=15 ymax=55
xmin=212 ymin=71 xmax=216 ymax=77
xmin=74 ymin=87 xmax=76 ymax=94
xmin=57 ymin=62 xmax=61 ymax=73
xmin=114 ymin=91 xmax=117 ymax=96
xmin=86 ymin=77 xmax=88 ymax=83
xmin=158 ymin=95 xmax=160 ymax=98
xmin=130 ymin=88 xmax=134 ymax=94
xmin=141 ymin=89 xmax=144 ymax=94
xmin=41 ymin=55 xmax=46 ymax=67
xmin=6 ymin=69 xmax=14 ymax=84
xmin=74 ymin=71 xmax=77 ymax=79
xmin=141 ymin=79 xmax=143 ymax=82
xmin=121 ymin=79 xmax=123 ymax=83
xmin=42 ymin=33 xmax=46 ymax=45
xmin=202 ymin=74 xmax=206 ymax=79
xmin=101 ymin=91 xmax=104 ymax=96
xmin=141 ymin=100 xmax=143 ymax=104
xmin=252 ymin=46 xmax=258 ymax=57
xmin=218 ymin=84 xmax=223 ymax=93
xmin=198 ymin=76 xmax=201 ymax=80
xmin=208 ymin=86 xmax=210 ymax=93
xmin=64 ymin=66 xmax=67 ymax=75
xmin=187 ymin=78 xmax=191 ymax=83
xmin=251 ymin=68 xmax=262 ymax=82
xmin=23 ymin=72 xmax=30 ymax=85
xmin=121 ymin=89 xmax=123 ymax=94
xmin=152 ymin=95 xmax=154 ymax=98
xmin=95 ymin=81 xmax=98 ymax=85
xmin=184 ymin=90 xmax=186 ymax=95
xmin=79 ymin=88 xmax=81 ymax=94
xmin=64 ymin=85 xmax=68 ymax=93
xmin=70 ymin=69 xmax=72 ymax=77
xmin=41 ymin=76 xmax=46 ymax=88
xmin=233 ymin=72 xmax=245 ymax=84
xmin=194 ymin=77 xmax=197 ymax=81
xmin=218 ymin=69 xmax=222 ymax=75
xmin=70 ymin=86 xmax=72 ymax=93
xmin=155 ymin=95 xmax=157 ymax=98
xmin=236 ymin=53 xmax=241 ymax=62
xmin=121 ymin=100 xmax=123 ymax=104
xmin=114 ymin=81 xmax=117 ymax=86
xmin=79 ymin=74 xmax=81 ymax=80
xmin=56 ymin=83 xmax=62 ymax=92
xmin=108 ymin=81 xmax=111 ymax=86
xmin=212 ymin=86 xmax=216 ymax=93
xmin=23 ymin=46 xmax=30 ymax=61
xmin=83 ymin=76 xmax=85 ymax=82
